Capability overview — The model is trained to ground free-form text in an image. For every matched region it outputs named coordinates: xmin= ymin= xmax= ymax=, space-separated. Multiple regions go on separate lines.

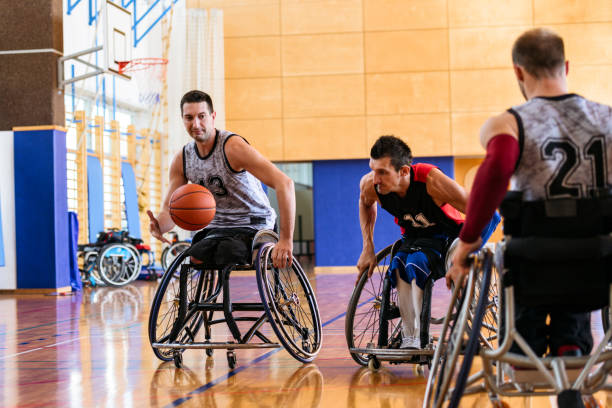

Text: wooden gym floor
xmin=0 ymin=271 xmax=610 ymax=408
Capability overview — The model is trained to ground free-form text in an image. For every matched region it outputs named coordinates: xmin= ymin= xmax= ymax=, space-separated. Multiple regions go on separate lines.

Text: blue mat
xmin=87 ymin=156 xmax=105 ymax=243
xmin=121 ymin=162 xmax=141 ymax=239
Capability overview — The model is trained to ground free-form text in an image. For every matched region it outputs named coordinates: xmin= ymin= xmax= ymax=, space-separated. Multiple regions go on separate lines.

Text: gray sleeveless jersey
xmin=183 ymin=129 xmax=276 ymax=230
xmin=509 ymin=94 xmax=612 ymax=201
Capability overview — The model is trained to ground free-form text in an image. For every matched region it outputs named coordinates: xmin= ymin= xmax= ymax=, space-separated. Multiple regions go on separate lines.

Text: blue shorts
xmin=389 ymin=212 xmax=501 ymax=290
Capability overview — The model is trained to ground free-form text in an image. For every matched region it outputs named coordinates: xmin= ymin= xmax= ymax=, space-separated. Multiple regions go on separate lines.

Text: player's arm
xmin=356 ymin=173 xmax=379 ymax=283
xmin=426 ymin=168 xmax=468 ymax=213
xmin=147 ymin=150 xmax=187 ymax=244
xmin=225 ymin=136 xmax=295 ymax=269
xmin=447 ymin=111 xmax=520 ymax=288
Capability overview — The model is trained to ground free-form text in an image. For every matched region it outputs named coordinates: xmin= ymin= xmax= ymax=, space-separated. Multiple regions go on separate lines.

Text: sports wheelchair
xmin=148 ymin=229 xmax=322 ymax=369
xmin=424 ymin=193 xmax=612 ymax=408
xmin=160 ymin=231 xmax=191 ymax=272
xmin=77 ymin=229 xmax=143 ymax=287
xmin=345 ymin=238 xmax=499 ymax=372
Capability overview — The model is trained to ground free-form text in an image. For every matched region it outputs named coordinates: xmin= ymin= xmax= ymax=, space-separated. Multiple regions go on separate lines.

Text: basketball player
xmin=448 ymin=28 xmax=611 ymax=401
xmin=147 ymin=90 xmax=295 ymax=268
xmin=357 ymin=135 xmax=499 ymax=349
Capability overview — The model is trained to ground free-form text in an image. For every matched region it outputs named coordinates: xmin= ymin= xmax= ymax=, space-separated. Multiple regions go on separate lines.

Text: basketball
xmin=169 ymin=184 xmax=216 ymax=231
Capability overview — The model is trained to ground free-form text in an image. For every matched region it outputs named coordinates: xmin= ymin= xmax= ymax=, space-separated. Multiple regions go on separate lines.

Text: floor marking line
xmin=164 ymin=306 xmax=351 ymax=408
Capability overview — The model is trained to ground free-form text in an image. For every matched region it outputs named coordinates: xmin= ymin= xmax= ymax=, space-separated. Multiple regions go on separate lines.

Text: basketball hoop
xmin=117 ymin=58 xmax=168 ymax=75
xmin=116 ymin=58 xmax=169 ymax=107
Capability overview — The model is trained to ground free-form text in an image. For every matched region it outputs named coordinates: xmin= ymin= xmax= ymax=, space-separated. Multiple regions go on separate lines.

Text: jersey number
xmin=542 ymin=136 xmax=609 ymax=198
xmin=403 ymin=213 xmax=436 ymax=228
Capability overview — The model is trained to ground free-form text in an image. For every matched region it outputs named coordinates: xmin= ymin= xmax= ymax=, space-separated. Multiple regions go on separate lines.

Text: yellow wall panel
xmin=225 ymin=37 xmax=280 ymax=78
xmin=284 ymin=117 xmax=367 ymax=160
xmin=364 ymin=0 xmax=447 ymax=31
xmin=550 ymin=24 xmax=612 ymax=66
xmin=569 ymin=65 xmax=612 ymax=106
xmin=366 ymin=72 xmax=450 ymax=115
xmin=226 ymin=119 xmax=283 ymax=161
xmin=366 ymin=114 xmax=451 ymax=157
xmin=450 ymin=26 xmax=530 ymax=70
xmin=196 ymin=1 xmax=280 ymax=37
xmin=454 ymin=158 xmax=483 ymax=189
xmin=534 ymin=0 xmax=612 ymax=24
xmin=451 ymin=69 xmax=523 ymax=112
xmin=283 ymin=75 xmax=364 ymax=118
xmin=365 ymin=30 xmax=449 ymax=73
xmin=451 ymin=112 xmax=491 ymax=156
xmin=449 ymin=0 xmax=532 ymax=28
xmin=225 ymin=78 xmax=282 ymax=120
xmin=282 ymin=34 xmax=363 ymax=76
xmin=281 ymin=0 xmax=362 ymax=34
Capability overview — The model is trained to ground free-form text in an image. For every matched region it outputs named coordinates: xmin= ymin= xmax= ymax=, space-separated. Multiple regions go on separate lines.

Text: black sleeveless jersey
xmin=375 ymin=163 xmax=463 ymax=238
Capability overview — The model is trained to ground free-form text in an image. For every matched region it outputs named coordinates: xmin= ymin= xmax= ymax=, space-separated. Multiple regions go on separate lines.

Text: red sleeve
xmin=413 ymin=163 xmax=436 ymax=182
xmin=459 ymin=134 xmax=519 ymax=243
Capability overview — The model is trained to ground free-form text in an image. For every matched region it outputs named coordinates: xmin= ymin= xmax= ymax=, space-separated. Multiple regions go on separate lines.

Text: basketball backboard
xmin=104 ymin=0 xmax=132 ymax=79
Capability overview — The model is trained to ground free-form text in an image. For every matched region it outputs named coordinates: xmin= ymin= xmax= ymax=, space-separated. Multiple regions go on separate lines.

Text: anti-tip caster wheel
xmin=368 ymin=356 xmax=381 ymax=371
xmin=227 ymin=351 xmax=237 ymax=370
xmin=173 ymin=351 xmax=183 ymax=369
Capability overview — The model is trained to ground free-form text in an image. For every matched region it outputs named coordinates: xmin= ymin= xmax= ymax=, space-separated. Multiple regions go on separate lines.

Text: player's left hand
xmin=271 ymin=238 xmax=293 ymax=269
xmin=446 ymin=238 xmax=482 ymax=289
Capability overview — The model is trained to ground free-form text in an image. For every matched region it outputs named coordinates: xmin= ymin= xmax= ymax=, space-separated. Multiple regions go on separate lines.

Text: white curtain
xmin=167 ymin=7 xmax=225 ymax=157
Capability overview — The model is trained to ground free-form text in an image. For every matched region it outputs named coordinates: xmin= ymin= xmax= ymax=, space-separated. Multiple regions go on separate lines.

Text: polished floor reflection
xmin=0 ymin=273 xmax=609 ymax=407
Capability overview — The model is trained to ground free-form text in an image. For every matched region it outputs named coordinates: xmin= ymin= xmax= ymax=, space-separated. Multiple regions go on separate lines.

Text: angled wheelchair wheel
xmin=345 ymin=243 xmax=400 ymax=366
xmin=97 ymin=243 xmax=142 ymax=287
xmin=162 ymin=241 xmax=190 ymax=271
xmin=148 ymin=249 xmax=211 ymax=362
xmin=424 ymin=250 xmax=493 ymax=408
xmin=255 ymin=243 xmax=322 ymax=363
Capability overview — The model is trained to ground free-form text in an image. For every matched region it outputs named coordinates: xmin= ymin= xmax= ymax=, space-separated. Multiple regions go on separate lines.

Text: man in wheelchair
xmin=147 ymin=90 xmax=295 ymax=267
xmin=448 ymin=28 xmax=612 ymax=407
xmin=357 ymin=135 xmax=499 ymax=350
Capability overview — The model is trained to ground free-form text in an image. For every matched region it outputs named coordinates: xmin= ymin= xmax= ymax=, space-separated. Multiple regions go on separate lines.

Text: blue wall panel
xmin=14 ymin=129 xmax=69 ymax=288
xmin=121 ymin=162 xmax=141 ymax=238
xmin=313 ymin=156 xmax=454 ymax=267
xmin=87 ymin=156 xmax=105 ymax=243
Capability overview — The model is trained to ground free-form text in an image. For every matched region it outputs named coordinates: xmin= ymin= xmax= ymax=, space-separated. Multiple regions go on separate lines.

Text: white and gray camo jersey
xmin=182 ymin=129 xmax=276 ymax=230
xmin=509 ymin=94 xmax=612 ymax=201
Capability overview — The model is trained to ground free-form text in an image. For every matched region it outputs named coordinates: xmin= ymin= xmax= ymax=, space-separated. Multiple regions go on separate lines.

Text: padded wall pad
xmin=87 ymin=156 xmax=104 ymax=243
xmin=121 ymin=162 xmax=141 ymax=239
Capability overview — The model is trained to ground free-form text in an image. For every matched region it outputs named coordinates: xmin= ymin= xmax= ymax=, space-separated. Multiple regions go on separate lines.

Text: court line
xmin=162 ymin=305 xmax=355 ymax=408
xmin=0 ymin=336 xmax=85 ymax=361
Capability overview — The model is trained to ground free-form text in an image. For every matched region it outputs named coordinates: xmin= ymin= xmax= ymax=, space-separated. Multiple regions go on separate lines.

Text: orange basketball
xmin=169 ymin=184 xmax=216 ymax=231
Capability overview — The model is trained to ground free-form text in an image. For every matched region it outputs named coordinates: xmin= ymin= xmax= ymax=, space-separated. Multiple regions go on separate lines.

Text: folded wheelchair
xmin=148 ymin=229 xmax=322 ymax=369
xmin=424 ymin=193 xmax=612 ymax=408
xmin=345 ymin=238 xmax=499 ymax=372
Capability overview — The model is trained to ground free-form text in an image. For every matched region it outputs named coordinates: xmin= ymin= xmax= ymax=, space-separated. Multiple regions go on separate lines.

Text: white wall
xmin=0 ymin=131 xmax=16 ymax=289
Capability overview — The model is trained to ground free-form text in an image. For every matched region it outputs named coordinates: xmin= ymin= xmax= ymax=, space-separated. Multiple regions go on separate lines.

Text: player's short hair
xmin=512 ymin=28 xmax=565 ymax=78
xmin=180 ymin=90 xmax=214 ymax=114
xmin=370 ymin=135 xmax=413 ymax=171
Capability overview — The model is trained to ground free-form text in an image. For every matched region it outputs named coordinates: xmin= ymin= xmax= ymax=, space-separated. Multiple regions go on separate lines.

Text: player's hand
xmin=446 ymin=238 xmax=482 ymax=289
xmin=271 ymin=238 xmax=293 ymax=269
xmin=356 ymin=248 xmax=377 ymax=286
xmin=147 ymin=210 xmax=171 ymax=244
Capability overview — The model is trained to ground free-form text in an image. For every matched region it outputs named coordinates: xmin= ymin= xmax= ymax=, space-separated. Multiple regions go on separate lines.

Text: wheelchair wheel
xmin=161 ymin=241 xmax=190 ymax=271
xmin=255 ymin=243 xmax=322 ymax=363
xmin=424 ymin=250 xmax=493 ymax=408
xmin=148 ymin=250 xmax=209 ymax=361
xmin=345 ymin=243 xmax=399 ymax=366
xmin=96 ymin=243 xmax=142 ymax=287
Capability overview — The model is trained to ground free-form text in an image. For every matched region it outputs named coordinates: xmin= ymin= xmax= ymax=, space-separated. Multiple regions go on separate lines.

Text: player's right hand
xmin=147 ymin=210 xmax=171 ymax=244
xmin=356 ymin=249 xmax=377 ymax=286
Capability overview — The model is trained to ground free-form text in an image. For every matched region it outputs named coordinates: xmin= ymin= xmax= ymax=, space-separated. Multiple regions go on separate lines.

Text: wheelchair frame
xmin=425 ymin=241 xmax=612 ymax=408
xmin=345 ymin=238 xmax=498 ymax=372
xmin=148 ymin=230 xmax=322 ymax=369
xmin=78 ymin=241 xmax=142 ymax=287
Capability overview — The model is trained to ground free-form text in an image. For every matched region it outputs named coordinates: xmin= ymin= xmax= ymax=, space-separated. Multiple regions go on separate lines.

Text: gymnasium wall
xmin=0 ymin=132 xmax=16 ymax=290
xmin=188 ymin=0 xmax=612 ymax=161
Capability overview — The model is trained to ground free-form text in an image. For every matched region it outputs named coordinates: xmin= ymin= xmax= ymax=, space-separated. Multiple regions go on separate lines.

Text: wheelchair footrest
xmin=350 ymin=347 xmax=434 ymax=359
xmin=152 ymin=342 xmax=282 ymax=350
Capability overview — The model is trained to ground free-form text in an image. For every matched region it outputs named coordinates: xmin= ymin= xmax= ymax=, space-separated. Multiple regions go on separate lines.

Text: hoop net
xmin=117 ymin=58 xmax=168 ymax=107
